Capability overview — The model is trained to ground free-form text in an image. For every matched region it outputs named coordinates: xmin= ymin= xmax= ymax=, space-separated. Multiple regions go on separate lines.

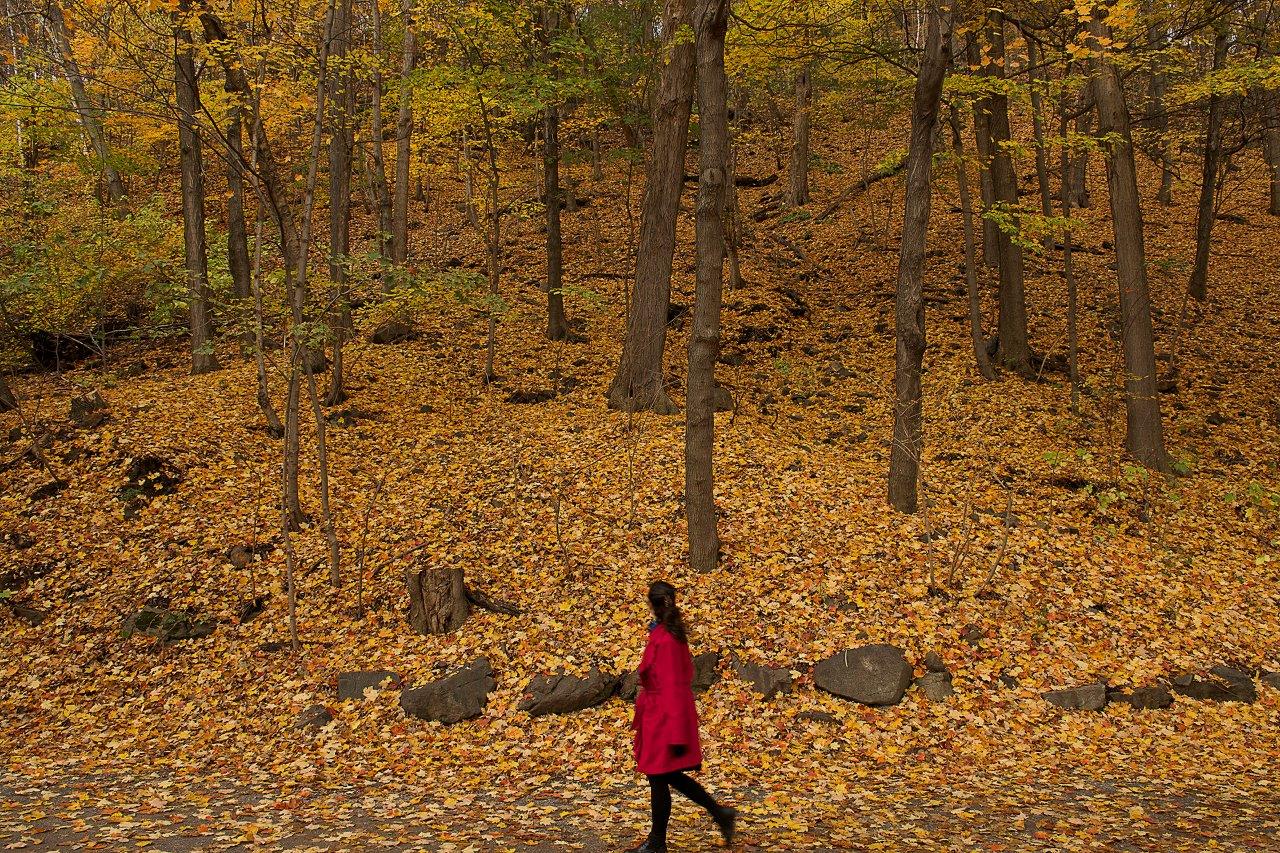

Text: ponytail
xmin=647 ymin=580 xmax=687 ymax=644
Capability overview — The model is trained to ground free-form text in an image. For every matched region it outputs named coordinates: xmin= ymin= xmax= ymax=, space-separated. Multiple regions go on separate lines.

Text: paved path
xmin=3 ymin=766 xmax=1279 ymax=851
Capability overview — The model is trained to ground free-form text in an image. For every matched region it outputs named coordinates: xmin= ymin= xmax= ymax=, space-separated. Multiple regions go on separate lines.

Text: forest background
xmin=1 ymin=0 xmax=1279 ymax=848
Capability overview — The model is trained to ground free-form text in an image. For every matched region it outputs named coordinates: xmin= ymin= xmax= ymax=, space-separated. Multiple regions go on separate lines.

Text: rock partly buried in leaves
xmin=1108 ymin=686 xmax=1173 ymax=710
xmin=616 ymin=670 xmax=640 ymax=702
xmin=1171 ymin=669 xmax=1257 ymax=703
xmin=295 ymin=704 xmax=335 ymax=731
xmin=518 ymin=668 xmax=618 ymax=716
xmin=923 ymin=651 xmax=947 ymax=673
xmin=692 ymin=651 xmax=722 ymax=693
xmin=338 ymin=670 xmax=401 ymax=700
xmin=732 ymin=660 xmax=793 ymax=699
xmin=69 ymin=391 xmax=108 ymax=429
xmin=369 ymin=319 xmax=414 ymax=344
xmin=121 ymin=605 xmax=215 ymax=642
xmin=916 ymin=671 xmax=954 ymax=702
xmin=1261 ymin=671 xmax=1280 ymax=691
xmin=399 ymin=658 xmax=495 ymax=724
xmin=813 ymin=645 xmax=913 ymax=706
xmin=1042 ymin=683 xmax=1107 ymax=711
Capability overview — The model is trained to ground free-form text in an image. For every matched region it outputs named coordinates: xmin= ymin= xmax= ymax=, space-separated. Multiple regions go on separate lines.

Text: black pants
xmin=647 ymin=771 xmax=720 ymax=844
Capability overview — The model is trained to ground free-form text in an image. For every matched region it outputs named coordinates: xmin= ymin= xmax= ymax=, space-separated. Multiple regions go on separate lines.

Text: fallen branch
xmin=815 ymin=159 xmax=908 ymax=222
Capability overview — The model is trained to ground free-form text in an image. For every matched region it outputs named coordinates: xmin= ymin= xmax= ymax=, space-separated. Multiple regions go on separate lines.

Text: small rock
xmin=731 ymin=660 xmax=793 ymax=699
xmin=5 ymin=601 xmax=48 ymax=627
xmin=28 ymin=480 xmax=67 ymax=502
xmin=797 ymin=711 xmax=838 ymax=724
xmin=823 ymin=359 xmax=854 ymax=380
xmin=916 ymin=671 xmax=954 ymax=702
xmin=616 ymin=670 xmax=640 ymax=702
xmin=998 ymin=672 xmax=1020 ymax=689
xmin=692 ymin=651 xmax=722 ymax=693
xmin=399 ymin=658 xmax=495 ymax=724
xmin=121 ymin=605 xmax=215 ymax=642
xmin=1042 ymin=683 xmax=1107 ymax=711
xmin=294 ymin=704 xmax=334 ymax=731
xmin=813 ymin=645 xmax=914 ymax=707
xmin=1171 ymin=672 xmax=1256 ymax=704
xmin=69 ymin=391 xmax=108 ymax=429
xmin=1108 ymin=686 xmax=1173 ymax=710
xmin=923 ymin=651 xmax=947 ymax=673
xmin=121 ymin=360 xmax=148 ymax=378
xmin=338 ymin=670 xmax=401 ymax=700
xmin=518 ymin=668 xmax=618 ymax=716
xmin=237 ymin=596 xmax=268 ymax=624
xmin=712 ymin=386 xmax=735 ymax=413
xmin=1260 ymin=672 xmax=1280 ymax=691
xmin=960 ymin=624 xmax=984 ymax=646
xmin=369 ymin=319 xmax=414 ymax=344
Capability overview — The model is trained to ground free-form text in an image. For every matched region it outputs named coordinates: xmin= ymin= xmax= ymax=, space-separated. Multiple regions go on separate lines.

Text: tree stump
xmin=406 ymin=561 xmax=468 ymax=635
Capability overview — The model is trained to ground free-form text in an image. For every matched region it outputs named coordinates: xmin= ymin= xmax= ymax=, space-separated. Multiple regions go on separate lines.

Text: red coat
xmin=632 ymin=624 xmax=703 ymax=776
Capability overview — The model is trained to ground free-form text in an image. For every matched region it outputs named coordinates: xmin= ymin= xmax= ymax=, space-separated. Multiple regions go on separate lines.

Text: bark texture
xmin=686 ymin=0 xmax=729 ymax=572
xmin=888 ymin=2 xmax=949 ymax=514
xmin=789 ymin=63 xmax=811 ymax=207
xmin=1187 ymin=24 xmax=1229 ymax=302
xmin=391 ymin=0 xmax=417 ymax=268
xmin=606 ymin=0 xmax=695 ymax=414
xmin=406 ymin=563 xmax=469 ymax=635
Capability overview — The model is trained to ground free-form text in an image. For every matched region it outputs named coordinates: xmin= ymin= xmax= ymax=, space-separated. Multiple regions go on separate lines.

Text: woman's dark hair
xmin=647 ymin=580 xmax=687 ymax=644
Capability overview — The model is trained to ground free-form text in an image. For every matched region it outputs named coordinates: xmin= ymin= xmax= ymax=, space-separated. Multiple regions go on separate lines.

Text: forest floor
xmin=2 ymin=123 xmax=1279 ymax=851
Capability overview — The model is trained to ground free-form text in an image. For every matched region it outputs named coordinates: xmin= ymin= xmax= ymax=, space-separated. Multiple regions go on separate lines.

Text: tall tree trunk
xmin=948 ymin=105 xmax=995 ymax=381
xmin=1267 ymin=116 xmax=1280 ymax=215
xmin=174 ymin=4 xmax=220 ymax=375
xmin=1187 ymin=24 xmax=1229 ymax=303
xmin=606 ymin=0 xmax=695 ymax=414
xmin=984 ymin=11 xmax=1030 ymax=374
xmin=1145 ymin=5 xmax=1174 ymax=205
xmin=544 ymin=106 xmax=570 ymax=341
xmin=967 ymin=37 xmax=998 ymax=267
xmin=1089 ymin=9 xmax=1170 ymax=472
xmin=1061 ymin=84 xmax=1085 ymax=412
xmin=327 ymin=0 xmax=354 ymax=404
xmin=686 ymin=0 xmax=729 ymax=573
xmin=226 ymin=102 xmax=252 ymax=302
xmin=1026 ymin=36 xmax=1054 ymax=251
xmin=888 ymin=2 xmax=949 ymax=514
xmin=45 ymin=1 xmax=126 ymax=204
xmin=390 ymin=0 xmax=417 ymax=269
xmin=1071 ymin=110 xmax=1093 ymax=208
xmin=788 ymin=62 xmax=811 ymax=207
xmin=369 ymin=0 xmax=393 ymax=260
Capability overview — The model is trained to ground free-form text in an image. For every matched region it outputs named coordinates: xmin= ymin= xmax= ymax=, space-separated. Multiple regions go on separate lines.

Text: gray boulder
xmin=518 ymin=668 xmax=618 ymax=716
xmin=732 ymin=660 xmax=793 ymax=699
xmin=1261 ymin=671 xmax=1280 ymax=691
xmin=295 ymin=704 xmax=335 ymax=731
xmin=1108 ymin=686 xmax=1173 ymax=710
xmin=923 ymin=651 xmax=947 ymax=673
xmin=1171 ymin=672 xmax=1256 ymax=704
xmin=916 ymin=671 xmax=954 ymax=702
xmin=616 ymin=670 xmax=640 ymax=702
xmin=1043 ymin=683 xmax=1107 ymax=711
xmin=399 ymin=659 xmax=495 ymax=724
xmin=338 ymin=670 xmax=401 ymax=700
xmin=121 ymin=605 xmax=215 ymax=642
xmin=813 ymin=645 xmax=913 ymax=706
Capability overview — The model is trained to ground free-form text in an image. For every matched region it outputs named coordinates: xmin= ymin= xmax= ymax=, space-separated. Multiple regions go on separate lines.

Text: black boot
xmin=713 ymin=805 xmax=737 ymax=847
xmin=624 ymin=838 xmax=666 ymax=853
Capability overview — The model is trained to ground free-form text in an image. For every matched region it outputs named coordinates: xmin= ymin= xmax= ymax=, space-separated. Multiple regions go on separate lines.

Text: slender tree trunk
xmin=45 ymin=1 xmax=126 ymax=204
xmin=305 ymin=370 xmax=341 ymax=586
xmin=0 ymin=374 xmax=15 ymax=412
xmin=788 ymin=62 xmax=811 ymax=207
xmin=226 ymin=103 xmax=252 ymax=302
xmin=1060 ymin=86 xmax=1084 ymax=412
xmin=369 ymin=0 xmax=393 ymax=259
xmin=1145 ymin=8 xmax=1174 ymax=205
xmin=545 ymin=106 xmax=570 ymax=341
xmin=1266 ymin=118 xmax=1280 ymax=215
xmin=1187 ymin=24 xmax=1229 ymax=302
xmin=1026 ymin=37 xmax=1054 ymax=250
xmin=949 ymin=105 xmax=995 ymax=381
xmin=889 ymin=2 xmax=949 ymax=514
xmin=968 ymin=37 xmax=998 ymax=267
xmin=1090 ymin=9 xmax=1170 ymax=472
xmin=983 ymin=11 xmax=1030 ymax=374
xmin=686 ymin=0 xmax=729 ymax=573
xmin=725 ymin=140 xmax=744 ymax=290
xmin=606 ymin=0 xmax=695 ymax=414
xmin=1071 ymin=109 xmax=1093 ymax=208
xmin=390 ymin=0 xmax=417 ymax=269
xmin=327 ymin=0 xmax=354 ymax=404
xmin=174 ymin=4 xmax=220 ymax=375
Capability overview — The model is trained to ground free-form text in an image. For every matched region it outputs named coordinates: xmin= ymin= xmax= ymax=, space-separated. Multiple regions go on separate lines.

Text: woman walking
xmin=628 ymin=581 xmax=736 ymax=852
